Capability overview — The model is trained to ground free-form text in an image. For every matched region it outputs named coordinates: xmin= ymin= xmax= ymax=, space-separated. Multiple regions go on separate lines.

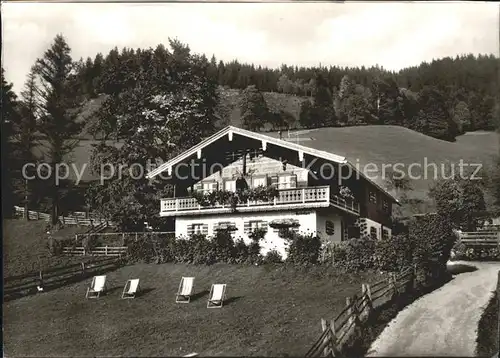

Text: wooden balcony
xmin=160 ymin=186 xmax=360 ymax=217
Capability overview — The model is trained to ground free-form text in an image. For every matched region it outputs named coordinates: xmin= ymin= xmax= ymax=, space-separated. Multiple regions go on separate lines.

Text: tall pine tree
xmin=34 ymin=34 xmax=82 ymax=224
xmin=1 ymin=68 xmax=19 ymax=217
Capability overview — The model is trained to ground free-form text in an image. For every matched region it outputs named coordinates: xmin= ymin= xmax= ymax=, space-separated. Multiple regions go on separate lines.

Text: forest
xmin=73 ymin=46 xmax=499 ymax=141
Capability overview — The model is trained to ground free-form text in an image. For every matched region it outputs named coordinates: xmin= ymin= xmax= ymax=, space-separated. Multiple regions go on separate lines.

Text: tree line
xmin=73 ymin=48 xmax=499 ymax=141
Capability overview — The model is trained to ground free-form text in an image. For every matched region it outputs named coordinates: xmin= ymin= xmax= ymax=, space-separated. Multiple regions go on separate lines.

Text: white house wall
xmin=316 ymin=211 xmax=344 ymax=243
xmin=175 ymin=210 xmax=318 ymax=259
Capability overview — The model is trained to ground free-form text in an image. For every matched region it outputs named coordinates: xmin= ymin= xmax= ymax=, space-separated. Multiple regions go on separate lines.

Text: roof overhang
xmin=147 ymin=126 xmax=400 ymax=205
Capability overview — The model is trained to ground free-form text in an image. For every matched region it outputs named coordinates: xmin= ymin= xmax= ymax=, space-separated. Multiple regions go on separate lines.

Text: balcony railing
xmin=160 ymin=186 xmax=360 ymax=216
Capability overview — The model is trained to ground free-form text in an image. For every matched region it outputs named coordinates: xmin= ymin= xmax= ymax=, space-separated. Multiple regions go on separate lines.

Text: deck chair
xmin=176 ymin=277 xmax=195 ymax=303
xmin=207 ymin=283 xmax=226 ymax=308
xmin=86 ymin=275 xmax=107 ymax=298
xmin=121 ymin=279 xmax=140 ymax=299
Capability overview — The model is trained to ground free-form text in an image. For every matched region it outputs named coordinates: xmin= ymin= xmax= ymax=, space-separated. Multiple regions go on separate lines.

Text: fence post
xmin=105 ymin=246 xmax=108 ymax=256
xmin=361 ymin=284 xmax=370 ymax=320
xmin=135 ymin=233 xmax=138 ymax=242
xmin=81 ymin=262 xmax=85 ymax=275
xmin=329 ymin=319 xmax=339 ymax=356
xmin=37 ymin=211 xmax=40 ymax=220
xmin=365 ymin=283 xmax=373 ymax=314
xmin=345 ymin=297 xmax=356 ymax=338
xmin=320 ymin=318 xmax=331 ymax=357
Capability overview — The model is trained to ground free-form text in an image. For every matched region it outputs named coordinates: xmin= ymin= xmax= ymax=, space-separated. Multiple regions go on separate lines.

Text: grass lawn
xmin=4 ymin=219 xmax=97 ymax=278
xmin=4 ymin=263 xmax=383 ymax=356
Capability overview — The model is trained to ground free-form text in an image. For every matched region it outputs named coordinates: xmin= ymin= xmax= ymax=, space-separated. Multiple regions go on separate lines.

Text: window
xmin=202 ymin=181 xmax=218 ymax=193
xmin=370 ymin=227 xmax=377 ymax=240
xmin=369 ymin=191 xmax=377 ymax=204
xmin=382 ymin=200 xmax=389 ymax=212
xmin=278 ymin=174 xmax=297 ymax=189
xmin=188 ymin=223 xmax=207 ymax=236
xmin=192 ymin=224 xmax=203 ymax=234
xmin=224 ymin=180 xmax=236 ymax=192
xmin=325 ymin=220 xmax=335 ymax=235
xmin=252 ymin=176 xmax=267 ymax=188
xmin=244 ymin=220 xmax=268 ymax=234
xmin=382 ymin=229 xmax=390 ymax=240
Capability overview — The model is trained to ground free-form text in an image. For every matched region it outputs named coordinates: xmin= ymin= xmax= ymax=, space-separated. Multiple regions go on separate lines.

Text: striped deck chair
xmin=121 ymin=279 xmax=140 ymax=299
xmin=176 ymin=277 xmax=195 ymax=303
xmin=86 ymin=275 xmax=107 ymax=298
xmin=207 ymin=284 xmax=226 ymax=308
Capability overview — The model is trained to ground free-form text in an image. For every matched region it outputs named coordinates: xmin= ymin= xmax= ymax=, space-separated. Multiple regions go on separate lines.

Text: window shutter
xmin=187 ymin=225 xmax=195 ymax=236
xmin=202 ymin=224 xmax=209 ymax=235
xmin=270 ymin=175 xmax=279 ymax=187
xmin=244 ymin=221 xmax=251 ymax=234
xmin=210 ymin=182 xmax=219 ymax=191
xmin=289 ymin=174 xmax=297 ymax=188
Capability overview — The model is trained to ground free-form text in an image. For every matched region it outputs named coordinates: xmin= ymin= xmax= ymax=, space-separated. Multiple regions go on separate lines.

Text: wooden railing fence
xmin=14 ymin=206 xmax=112 ymax=226
xmin=62 ymin=246 xmax=128 ymax=257
xmin=305 ymin=266 xmax=415 ymax=357
xmin=4 ymin=256 xmax=124 ymax=301
xmin=74 ymin=231 xmax=175 ymax=243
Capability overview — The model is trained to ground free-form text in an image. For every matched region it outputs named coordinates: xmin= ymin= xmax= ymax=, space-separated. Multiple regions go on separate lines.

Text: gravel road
xmin=366 ymin=261 xmax=500 ymax=357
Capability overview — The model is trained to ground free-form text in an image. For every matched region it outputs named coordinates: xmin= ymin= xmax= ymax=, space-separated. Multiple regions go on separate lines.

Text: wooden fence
xmin=305 ymin=266 xmax=415 ymax=357
xmin=63 ymin=246 xmax=128 ymax=257
xmin=457 ymin=230 xmax=500 ymax=247
xmin=74 ymin=231 xmax=175 ymax=243
xmin=14 ymin=206 xmax=112 ymax=226
xmin=4 ymin=256 xmax=124 ymax=301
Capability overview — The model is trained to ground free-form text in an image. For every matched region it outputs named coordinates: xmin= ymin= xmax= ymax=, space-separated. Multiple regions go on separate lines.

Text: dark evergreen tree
xmin=1 ymin=68 xmax=19 ymax=217
xmin=34 ymin=34 xmax=83 ymax=224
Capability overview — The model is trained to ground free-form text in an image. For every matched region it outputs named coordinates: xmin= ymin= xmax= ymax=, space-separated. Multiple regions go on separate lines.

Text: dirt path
xmin=367 ymin=261 xmax=500 ymax=357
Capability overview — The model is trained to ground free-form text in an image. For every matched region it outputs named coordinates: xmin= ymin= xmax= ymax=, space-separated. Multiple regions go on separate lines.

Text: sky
xmin=2 ymin=1 xmax=499 ymax=94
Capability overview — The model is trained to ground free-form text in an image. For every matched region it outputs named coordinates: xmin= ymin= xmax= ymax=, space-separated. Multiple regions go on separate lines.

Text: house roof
xmin=146 ymin=126 xmax=400 ymax=204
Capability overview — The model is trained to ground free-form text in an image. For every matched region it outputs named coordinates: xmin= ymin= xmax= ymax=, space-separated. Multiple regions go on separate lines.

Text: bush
xmin=410 ymin=214 xmax=456 ymax=285
xmin=285 ymin=232 xmax=322 ymax=265
xmin=326 ymin=237 xmax=376 ymax=271
xmin=375 ymin=234 xmax=414 ymax=272
xmin=233 ymin=238 xmax=249 ymax=264
xmin=263 ymin=249 xmax=283 ymax=264
xmin=47 ymin=237 xmax=74 ymax=256
xmin=212 ymin=230 xmax=236 ymax=263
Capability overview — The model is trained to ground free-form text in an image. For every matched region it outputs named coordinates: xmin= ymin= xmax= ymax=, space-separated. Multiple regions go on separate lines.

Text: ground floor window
xmin=382 ymin=228 xmax=390 ymax=240
xmin=188 ymin=223 xmax=207 ymax=236
xmin=370 ymin=226 xmax=377 ymax=240
xmin=325 ymin=220 xmax=335 ymax=236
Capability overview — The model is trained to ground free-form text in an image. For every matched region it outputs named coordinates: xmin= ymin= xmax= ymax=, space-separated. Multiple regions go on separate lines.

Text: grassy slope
xmin=3 ymin=263 xmax=382 ymax=356
xmin=3 ymin=219 xmax=91 ymax=277
xmin=268 ymin=127 xmax=499 ymax=211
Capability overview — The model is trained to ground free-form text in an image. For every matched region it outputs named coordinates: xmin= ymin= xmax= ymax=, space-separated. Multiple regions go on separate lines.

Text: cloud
xmin=2 ymin=2 xmax=498 ymax=93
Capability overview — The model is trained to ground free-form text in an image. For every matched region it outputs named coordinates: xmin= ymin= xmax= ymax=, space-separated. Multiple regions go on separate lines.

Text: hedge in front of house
xmin=409 ymin=213 xmax=456 ymax=285
xmin=127 ymin=230 xmax=264 ymax=265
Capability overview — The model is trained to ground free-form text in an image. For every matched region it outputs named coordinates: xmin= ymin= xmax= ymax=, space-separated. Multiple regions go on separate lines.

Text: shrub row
xmin=125 ymin=228 xmax=323 ymax=266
